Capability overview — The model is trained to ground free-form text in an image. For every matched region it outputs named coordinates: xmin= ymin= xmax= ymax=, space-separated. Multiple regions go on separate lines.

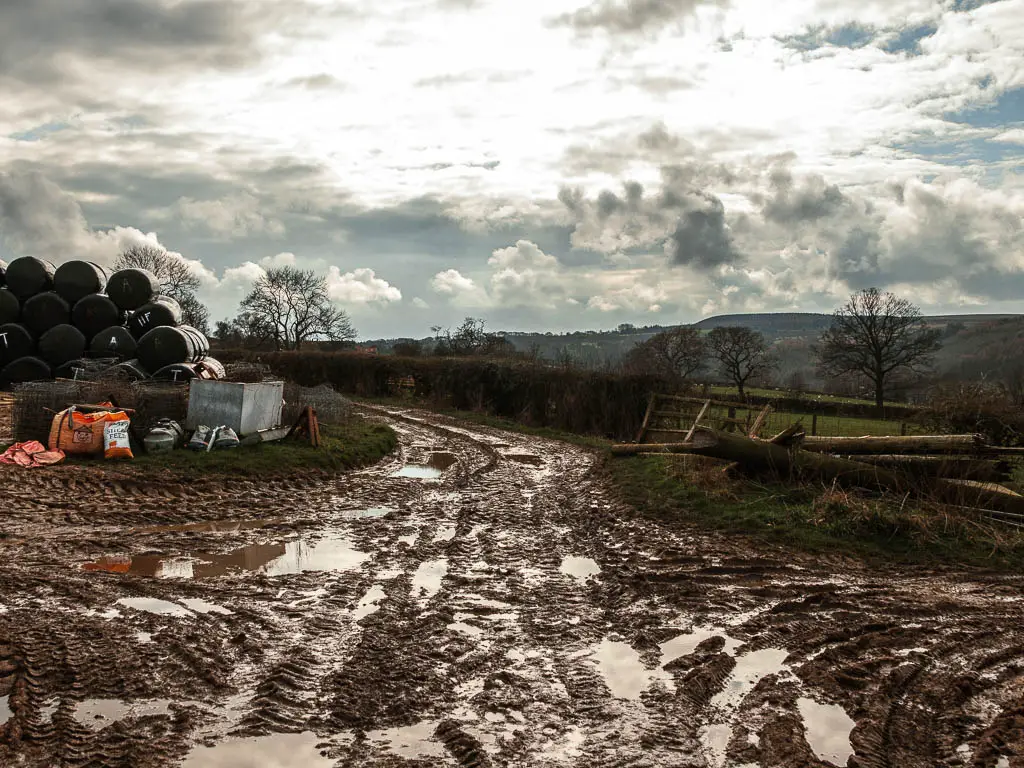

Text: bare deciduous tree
xmin=431 ymin=317 xmax=513 ymax=357
xmin=114 ymin=245 xmax=209 ymax=333
xmin=707 ymin=326 xmax=777 ymax=397
xmin=237 ymin=266 xmax=355 ymax=350
xmin=816 ymin=288 xmax=942 ymax=410
xmin=623 ymin=327 xmax=706 ymax=382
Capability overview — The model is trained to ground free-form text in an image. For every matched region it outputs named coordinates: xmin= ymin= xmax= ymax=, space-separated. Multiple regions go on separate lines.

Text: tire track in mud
xmin=1 ymin=408 xmax=1024 ymax=766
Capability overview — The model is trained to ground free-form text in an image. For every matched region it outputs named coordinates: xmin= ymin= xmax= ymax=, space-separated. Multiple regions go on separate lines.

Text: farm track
xmin=0 ymin=406 xmax=1022 ymax=767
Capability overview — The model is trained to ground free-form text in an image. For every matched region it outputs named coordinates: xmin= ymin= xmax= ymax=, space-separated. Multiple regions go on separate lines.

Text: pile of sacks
xmin=48 ymin=404 xmax=135 ymax=460
xmin=0 ymin=256 xmax=223 ymax=388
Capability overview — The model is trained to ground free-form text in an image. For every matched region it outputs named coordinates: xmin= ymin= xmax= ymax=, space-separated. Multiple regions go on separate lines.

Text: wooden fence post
xmin=811 ymin=413 xmax=818 ymax=436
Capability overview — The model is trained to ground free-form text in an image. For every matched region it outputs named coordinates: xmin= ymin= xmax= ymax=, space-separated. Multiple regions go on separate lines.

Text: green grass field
xmin=707 ymin=385 xmax=911 ymax=409
xmin=652 ymin=403 xmax=921 ymax=438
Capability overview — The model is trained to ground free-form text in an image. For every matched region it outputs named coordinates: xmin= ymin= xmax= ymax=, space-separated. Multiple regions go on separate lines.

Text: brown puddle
xmin=131 ymin=518 xmax=283 ymax=535
xmin=392 ymin=452 xmax=457 ymax=479
xmin=82 ymin=536 xmax=368 ymax=579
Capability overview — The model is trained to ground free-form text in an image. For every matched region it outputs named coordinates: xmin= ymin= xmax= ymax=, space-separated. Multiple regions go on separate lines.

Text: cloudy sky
xmin=0 ymin=0 xmax=1021 ymax=338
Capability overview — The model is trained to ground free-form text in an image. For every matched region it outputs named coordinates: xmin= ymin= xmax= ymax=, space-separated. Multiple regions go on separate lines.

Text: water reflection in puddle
xmin=797 ymin=697 xmax=855 ymax=766
xmin=180 ymin=598 xmax=232 ymax=615
xmin=84 ymin=536 xmax=368 ymax=579
xmin=559 ymin=556 xmax=600 ymax=582
xmin=116 ymin=597 xmax=193 ymax=616
xmin=73 ymin=698 xmax=174 ymax=730
xmin=353 ymin=585 xmax=386 ymax=620
xmin=132 ymin=518 xmax=282 ymax=534
xmin=660 ymin=626 xmax=743 ymax=664
xmin=711 ymin=647 xmax=789 ymax=710
xmin=591 ymin=639 xmax=674 ymax=699
xmin=393 ymin=452 xmax=457 ymax=479
xmin=182 ymin=731 xmax=334 ymax=767
xmin=365 ymin=720 xmax=445 ymax=759
xmin=412 ymin=559 xmax=448 ymax=600
xmin=434 ymin=525 xmax=457 ymax=542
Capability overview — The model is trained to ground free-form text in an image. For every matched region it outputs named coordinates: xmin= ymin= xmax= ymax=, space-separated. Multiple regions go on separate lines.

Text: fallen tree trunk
xmin=843 ymin=455 xmax=1011 ymax=482
xmin=610 ymin=433 xmax=717 ymax=456
xmin=681 ymin=427 xmax=1024 ymax=516
xmin=799 ymin=434 xmax=985 ymax=455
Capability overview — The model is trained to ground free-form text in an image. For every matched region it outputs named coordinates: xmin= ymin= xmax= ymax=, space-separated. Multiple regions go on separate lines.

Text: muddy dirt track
xmin=1 ymin=406 xmax=1023 ymax=767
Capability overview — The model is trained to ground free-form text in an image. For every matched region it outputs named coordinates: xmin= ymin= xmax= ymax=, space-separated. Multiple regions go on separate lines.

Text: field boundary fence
xmin=643 ymin=393 xmax=924 ymax=440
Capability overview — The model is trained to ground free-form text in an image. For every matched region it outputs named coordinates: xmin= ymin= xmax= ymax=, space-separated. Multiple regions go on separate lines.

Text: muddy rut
xmin=1 ymin=407 xmax=1022 ymax=767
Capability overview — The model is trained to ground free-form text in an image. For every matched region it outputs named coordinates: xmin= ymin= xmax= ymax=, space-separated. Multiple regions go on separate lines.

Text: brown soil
xmin=0 ymin=406 xmax=1022 ymax=767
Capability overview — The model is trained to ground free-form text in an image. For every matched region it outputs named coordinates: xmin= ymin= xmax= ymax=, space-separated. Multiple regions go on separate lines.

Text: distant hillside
xmin=366 ymin=313 xmax=1024 ymax=393
xmin=693 ymin=313 xmax=832 ymax=339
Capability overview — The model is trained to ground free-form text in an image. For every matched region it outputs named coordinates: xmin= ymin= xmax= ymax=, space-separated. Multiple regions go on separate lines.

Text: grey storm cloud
xmin=761 ymin=166 xmax=850 ymax=224
xmin=0 ymin=171 xmax=90 ymax=260
xmin=668 ymin=193 xmax=742 ymax=269
xmin=558 ymin=164 xmax=744 ymax=269
xmin=552 ymin=0 xmax=728 ymax=35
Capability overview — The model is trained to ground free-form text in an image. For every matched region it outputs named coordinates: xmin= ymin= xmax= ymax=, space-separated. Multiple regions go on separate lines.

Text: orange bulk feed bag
xmin=48 ymin=405 xmax=118 ymax=456
xmin=103 ymin=412 xmax=134 ymax=460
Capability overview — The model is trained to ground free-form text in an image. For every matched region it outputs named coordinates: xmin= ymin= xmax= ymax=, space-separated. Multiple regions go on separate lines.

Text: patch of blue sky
xmin=878 ymin=23 xmax=938 ymax=55
xmin=944 ymin=86 xmax=1024 ymax=129
xmin=8 ymin=121 xmax=71 ymax=142
xmin=892 ymin=135 xmax=1020 ymax=167
xmin=779 ymin=22 xmax=876 ymax=52
xmin=951 ymin=0 xmax=1008 ymax=11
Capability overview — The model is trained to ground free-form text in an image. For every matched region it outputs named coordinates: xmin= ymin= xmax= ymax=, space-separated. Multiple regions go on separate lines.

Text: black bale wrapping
xmin=73 ymin=294 xmax=122 ymax=340
xmin=5 ymin=257 xmax=56 ymax=300
xmin=127 ymin=295 xmax=182 ymax=339
xmin=151 ymin=363 xmax=202 ymax=382
xmin=107 ymin=268 xmax=161 ymax=311
xmin=107 ymin=359 xmax=148 ymax=382
xmin=0 ymin=258 xmax=6 ymax=287
xmin=90 ymin=325 xmax=137 ymax=360
xmin=54 ymin=261 xmax=110 ymax=306
xmin=38 ymin=324 xmax=87 ymax=368
xmin=22 ymin=291 xmax=71 ymax=336
xmin=0 ymin=289 xmax=19 ymax=324
xmin=0 ymin=323 xmax=34 ymax=367
xmin=0 ymin=356 xmax=52 ymax=389
xmin=137 ymin=325 xmax=208 ymax=372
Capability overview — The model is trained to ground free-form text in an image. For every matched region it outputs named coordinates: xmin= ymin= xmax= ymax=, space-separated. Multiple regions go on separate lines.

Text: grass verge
xmin=607 ymin=454 xmax=1024 ymax=571
xmin=62 ymin=420 xmax=398 ymax=480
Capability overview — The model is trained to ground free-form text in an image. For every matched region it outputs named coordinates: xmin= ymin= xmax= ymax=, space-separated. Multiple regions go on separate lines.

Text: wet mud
xmin=1 ymin=406 xmax=1023 ymax=766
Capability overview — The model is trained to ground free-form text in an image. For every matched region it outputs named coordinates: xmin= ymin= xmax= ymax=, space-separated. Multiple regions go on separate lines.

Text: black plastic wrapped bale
xmin=90 ymin=325 xmax=137 ymax=360
xmin=38 ymin=324 xmax=86 ymax=368
xmin=5 ymin=257 xmax=56 ymax=300
xmin=54 ymin=359 xmax=90 ymax=380
xmin=195 ymin=357 xmax=226 ymax=380
xmin=107 ymin=359 xmax=149 ymax=382
xmin=22 ymin=291 xmax=71 ymax=336
xmin=54 ymin=260 xmax=110 ymax=305
xmin=0 ymin=323 xmax=34 ymax=367
xmin=0 ymin=289 xmax=19 ymax=324
xmin=72 ymin=294 xmax=122 ymax=340
xmin=151 ymin=362 xmax=201 ymax=382
xmin=0 ymin=356 xmax=51 ymax=389
xmin=127 ymin=295 xmax=182 ymax=339
xmin=0 ymin=258 xmax=6 ymax=287
xmin=107 ymin=268 xmax=161 ymax=311
xmin=137 ymin=325 xmax=209 ymax=372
